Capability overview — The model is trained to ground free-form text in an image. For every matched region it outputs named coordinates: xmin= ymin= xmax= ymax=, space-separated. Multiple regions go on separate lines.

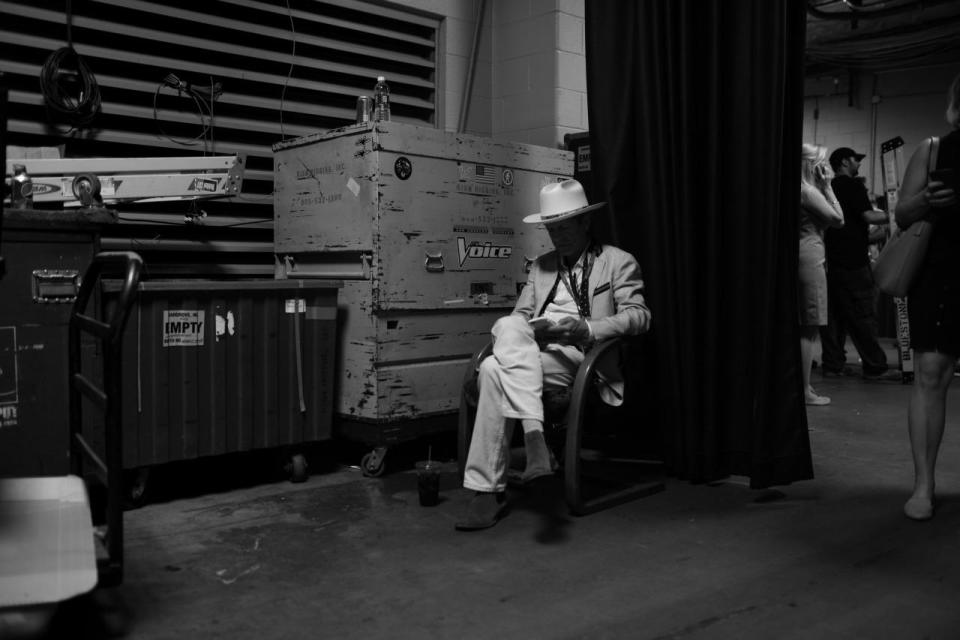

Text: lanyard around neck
xmin=558 ymin=251 xmax=592 ymax=318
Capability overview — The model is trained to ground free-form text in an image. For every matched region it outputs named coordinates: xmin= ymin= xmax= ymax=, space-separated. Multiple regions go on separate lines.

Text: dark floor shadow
xmin=511 ymin=476 xmax=572 ymax=545
xmin=8 ymin=586 xmax=134 ymax=640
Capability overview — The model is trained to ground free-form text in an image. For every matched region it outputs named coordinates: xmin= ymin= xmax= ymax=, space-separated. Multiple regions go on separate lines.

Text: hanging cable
xmin=152 ymin=73 xmax=221 ymax=153
xmin=39 ymin=0 xmax=101 ymax=130
xmin=280 ymin=0 xmax=297 ymax=139
xmin=868 ymin=74 xmax=880 ymax=196
xmin=207 ymin=75 xmax=216 ymax=153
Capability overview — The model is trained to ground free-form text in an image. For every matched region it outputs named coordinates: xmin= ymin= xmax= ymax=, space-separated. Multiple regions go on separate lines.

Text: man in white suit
xmin=457 ymin=179 xmax=652 ymax=530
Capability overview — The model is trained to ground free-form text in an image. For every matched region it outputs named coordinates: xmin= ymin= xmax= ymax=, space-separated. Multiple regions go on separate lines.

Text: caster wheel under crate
xmin=360 ymin=447 xmax=388 ymax=477
xmin=285 ymin=453 xmax=309 ymax=483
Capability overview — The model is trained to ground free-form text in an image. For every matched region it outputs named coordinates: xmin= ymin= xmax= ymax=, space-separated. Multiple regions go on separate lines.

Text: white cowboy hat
xmin=522 ymin=179 xmax=605 ymax=224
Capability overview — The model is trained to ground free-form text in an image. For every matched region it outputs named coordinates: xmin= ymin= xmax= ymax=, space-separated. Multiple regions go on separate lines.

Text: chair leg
xmin=458 ymin=387 xmax=474 ymax=482
xmin=563 ymin=376 xmax=664 ymax=516
xmin=566 ymin=469 xmax=665 ymax=516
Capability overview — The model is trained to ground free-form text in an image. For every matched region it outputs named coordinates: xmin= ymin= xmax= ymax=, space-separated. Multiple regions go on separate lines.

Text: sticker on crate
xmin=457 ymin=238 xmax=513 ymax=267
xmin=285 ymin=299 xmax=306 ymax=313
xmin=577 ymin=144 xmax=591 ymax=172
xmin=215 ymin=311 xmax=236 ymax=342
xmin=457 ymin=163 xmax=500 ymax=196
xmin=163 ymin=310 xmax=205 ymax=347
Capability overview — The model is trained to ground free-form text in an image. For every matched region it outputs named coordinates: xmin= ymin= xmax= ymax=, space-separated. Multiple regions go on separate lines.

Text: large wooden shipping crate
xmin=273 ymin=122 xmax=573 ymax=442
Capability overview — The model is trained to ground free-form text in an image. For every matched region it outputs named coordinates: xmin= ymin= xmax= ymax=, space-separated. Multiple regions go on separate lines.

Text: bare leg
xmin=905 ymin=350 xmax=956 ymax=519
xmin=520 ymin=419 xmax=553 ymax=481
xmin=801 ymin=326 xmax=829 ymax=405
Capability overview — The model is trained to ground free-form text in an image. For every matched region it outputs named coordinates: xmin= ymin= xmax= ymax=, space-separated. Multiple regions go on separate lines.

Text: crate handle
xmin=424 ymin=251 xmax=444 ymax=273
xmin=32 ymin=269 xmax=80 ymax=303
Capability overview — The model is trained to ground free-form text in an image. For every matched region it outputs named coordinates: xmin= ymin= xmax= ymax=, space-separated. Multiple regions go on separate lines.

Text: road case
xmin=273 ymin=121 xmax=572 ymax=473
xmin=0 ymin=214 xmax=105 ymax=477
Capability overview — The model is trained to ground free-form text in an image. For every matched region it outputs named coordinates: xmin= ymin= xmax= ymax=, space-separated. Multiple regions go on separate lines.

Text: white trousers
xmin=462 ymin=315 xmax=584 ymax=492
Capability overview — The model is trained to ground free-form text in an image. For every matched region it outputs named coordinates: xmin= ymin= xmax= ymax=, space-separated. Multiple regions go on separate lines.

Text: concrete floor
xmin=10 ymin=355 xmax=960 ymax=639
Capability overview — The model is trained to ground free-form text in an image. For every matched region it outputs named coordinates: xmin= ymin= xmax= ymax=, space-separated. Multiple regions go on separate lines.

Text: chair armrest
xmin=577 ymin=338 xmax=623 ymax=385
xmin=564 ymin=337 xmax=624 ymax=504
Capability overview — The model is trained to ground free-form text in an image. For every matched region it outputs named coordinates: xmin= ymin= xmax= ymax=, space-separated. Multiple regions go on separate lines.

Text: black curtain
xmin=585 ymin=0 xmax=812 ymax=487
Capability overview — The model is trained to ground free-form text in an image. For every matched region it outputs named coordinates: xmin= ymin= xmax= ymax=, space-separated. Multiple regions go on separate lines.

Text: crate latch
xmin=31 ymin=269 xmax=80 ymax=303
xmin=424 ymin=251 xmax=444 ymax=273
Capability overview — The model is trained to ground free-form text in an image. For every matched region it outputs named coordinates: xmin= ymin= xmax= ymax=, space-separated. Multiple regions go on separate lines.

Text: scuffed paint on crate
xmin=273 ymin=121 xmax=572 ymax=423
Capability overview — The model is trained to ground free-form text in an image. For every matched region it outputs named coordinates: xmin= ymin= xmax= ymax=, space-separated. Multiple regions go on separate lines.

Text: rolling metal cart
xmin=0 ymin=251 xmax=141 ymax=620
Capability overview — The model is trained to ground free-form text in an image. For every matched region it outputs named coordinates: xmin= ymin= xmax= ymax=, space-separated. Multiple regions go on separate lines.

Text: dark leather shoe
xmin=862 ymin=369 xmax=902 ymax=382
xmin=822 ymin=365 xmax=857 ymax=377
xmin=454 ymin=491 xmax=508 ymax=531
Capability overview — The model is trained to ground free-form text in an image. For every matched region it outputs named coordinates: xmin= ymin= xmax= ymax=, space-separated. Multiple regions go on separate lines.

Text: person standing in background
xmin=799 ymin=144 xmax=845 ymax=406
xmin=894 ymin=72 xmax=960 ymax=521
xmin=820 ymin=147 xmax=898 ymax=381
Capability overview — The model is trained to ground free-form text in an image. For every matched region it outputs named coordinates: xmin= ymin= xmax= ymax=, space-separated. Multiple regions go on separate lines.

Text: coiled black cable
xmin=39 ymin=46 xmax=101 ymax=128
xmin=153 ymin=73 xmax=221 ymax=153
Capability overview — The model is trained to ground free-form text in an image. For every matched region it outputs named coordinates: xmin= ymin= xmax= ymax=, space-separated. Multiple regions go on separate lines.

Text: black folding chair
xmin=458 ymin=337 xmax=664 ymax=515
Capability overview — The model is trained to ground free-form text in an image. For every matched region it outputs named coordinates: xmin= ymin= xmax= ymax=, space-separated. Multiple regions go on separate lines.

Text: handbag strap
xmin=924 ymin=136 xmax=942 ymax=226
xmin=928 ymin=136 xmax=940 ymax=174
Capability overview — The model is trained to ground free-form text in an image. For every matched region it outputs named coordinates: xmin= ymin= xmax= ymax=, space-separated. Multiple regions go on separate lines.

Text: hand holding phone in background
xmin=815 ymin=162 xmax=833 ymax=184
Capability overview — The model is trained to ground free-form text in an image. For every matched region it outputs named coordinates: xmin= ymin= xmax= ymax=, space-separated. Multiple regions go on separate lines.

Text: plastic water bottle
xmin=373 ymin=76 xmax=390 ymax=122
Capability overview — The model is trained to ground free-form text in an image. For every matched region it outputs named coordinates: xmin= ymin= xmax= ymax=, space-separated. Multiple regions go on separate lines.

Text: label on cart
xmin=162 ymin=310 xmax=205 ymax=347
xmin=285 ymin=299 xmax=306 ymax=313
xmin=0 ymin=326 xmax=18 ymax=428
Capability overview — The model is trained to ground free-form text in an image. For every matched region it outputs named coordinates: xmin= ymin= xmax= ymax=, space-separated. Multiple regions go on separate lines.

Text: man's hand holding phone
xmin=532 ymin=316 xmax=590 ymax=346
xmin=528 ymin=316 xmax=556 ymax=332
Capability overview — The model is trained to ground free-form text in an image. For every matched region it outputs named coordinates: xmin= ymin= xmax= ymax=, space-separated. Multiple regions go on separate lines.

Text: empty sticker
xmin=163 ymin=310 xmax=204 ymax=347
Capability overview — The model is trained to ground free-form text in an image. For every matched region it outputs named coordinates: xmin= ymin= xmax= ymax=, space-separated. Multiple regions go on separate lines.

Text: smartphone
xmin=929 ymin=168 xmax=957 ymax=190
xmin=528 ymin=316 xmax=556 ymax=331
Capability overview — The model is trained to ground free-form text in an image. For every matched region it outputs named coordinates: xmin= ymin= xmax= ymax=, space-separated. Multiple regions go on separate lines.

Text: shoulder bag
xmin=872 ymin=136 xmax=939 ymax=298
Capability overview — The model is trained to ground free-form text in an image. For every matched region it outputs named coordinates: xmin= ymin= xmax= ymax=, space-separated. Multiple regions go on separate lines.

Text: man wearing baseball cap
xmin=820 ymin=147 xmax=898 ymax=380
xmin=456 ymin=179 xmax=652 ymax=530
